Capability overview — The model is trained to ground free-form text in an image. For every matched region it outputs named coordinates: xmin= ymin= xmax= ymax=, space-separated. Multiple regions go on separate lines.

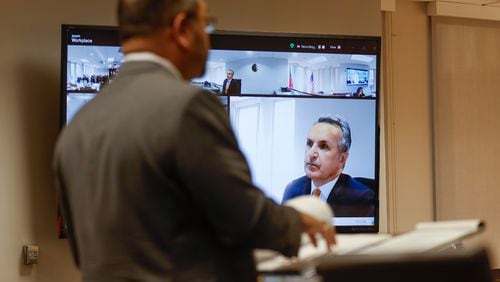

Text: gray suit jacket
xmin=54 ymin=61 xmax=301 ymax=282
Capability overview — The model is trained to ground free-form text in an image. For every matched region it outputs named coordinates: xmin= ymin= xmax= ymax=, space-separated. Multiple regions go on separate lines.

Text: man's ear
xmin=170 ymin=12 xmax=193 ymax=51
xmin=340 ymin=152 xmax=349 ymax=166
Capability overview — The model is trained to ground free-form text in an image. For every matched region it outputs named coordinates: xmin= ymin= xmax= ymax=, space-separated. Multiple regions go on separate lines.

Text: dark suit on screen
xmin=54 ymin=60 xmax=302 ymax=282
xmin=282 ymin=174 xmax=375 ymax=217
xmin=222 ymin=78 xmax=241 ymax=95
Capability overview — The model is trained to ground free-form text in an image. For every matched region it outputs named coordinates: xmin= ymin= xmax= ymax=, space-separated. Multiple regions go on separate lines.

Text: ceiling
xmin=206 ymin=50 xmax=377 ymax=69
xmin=67 ymin=46 xmax=123 ymax=69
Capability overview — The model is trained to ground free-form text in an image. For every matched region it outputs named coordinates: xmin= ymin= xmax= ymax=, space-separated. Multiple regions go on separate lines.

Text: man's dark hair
xmin=316 ymin=114 xmax=352 ymax=153
xmin=118 ymin=0 xmax=198 ymax=42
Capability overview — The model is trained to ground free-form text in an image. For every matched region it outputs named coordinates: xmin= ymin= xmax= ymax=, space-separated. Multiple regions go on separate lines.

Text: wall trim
xmin=428 ymin=1 xmax=500 ymax=21
xmin=381 ymin=11 xmax=397 ymax=233
xmin=381 ymin=0 xmax=396 ymax=12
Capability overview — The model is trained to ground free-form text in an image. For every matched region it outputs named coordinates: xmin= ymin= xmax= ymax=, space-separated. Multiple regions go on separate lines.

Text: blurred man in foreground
xmin=53 ymin=0 xmax=335 ymax=281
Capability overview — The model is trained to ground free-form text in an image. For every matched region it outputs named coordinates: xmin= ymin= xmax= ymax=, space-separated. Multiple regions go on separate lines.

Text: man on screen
xmin=222 ymin=68 xmax=241 ymax=95
xmin=282 ymin=115 xmax=375 ymax=217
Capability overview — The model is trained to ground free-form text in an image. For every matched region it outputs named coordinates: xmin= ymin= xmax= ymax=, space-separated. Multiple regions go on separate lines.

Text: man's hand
xmin=300 ymin=213 xmax=336 ymax=250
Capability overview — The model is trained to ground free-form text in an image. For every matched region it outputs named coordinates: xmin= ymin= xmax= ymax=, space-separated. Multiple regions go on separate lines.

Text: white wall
xmin=432 ymin=16 xmax=500 ymax=268
xmin=207 ymin=0 xmax=382 ymax=36
xmin=229 ymin=57 xmax=288 ymax=94
xmin=0 ymin=1 xmax=117 ymax=281
xmin=382 ymin=1 xmax=434 ymax=233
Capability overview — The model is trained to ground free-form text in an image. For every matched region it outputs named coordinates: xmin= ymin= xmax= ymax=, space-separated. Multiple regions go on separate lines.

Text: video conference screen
xmin=61 ymin=25 xmax=380 ymax=233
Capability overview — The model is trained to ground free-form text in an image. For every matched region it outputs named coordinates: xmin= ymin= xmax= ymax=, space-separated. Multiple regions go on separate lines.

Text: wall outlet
xmin=23 ymin=245 xmax=39 ymax=265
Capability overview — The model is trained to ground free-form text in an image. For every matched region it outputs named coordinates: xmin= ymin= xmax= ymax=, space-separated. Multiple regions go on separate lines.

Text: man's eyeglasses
xmin=183 ymin=10 xmax=217 ymax=34
xmin=204 ymin=16 xmax=217 ymax=34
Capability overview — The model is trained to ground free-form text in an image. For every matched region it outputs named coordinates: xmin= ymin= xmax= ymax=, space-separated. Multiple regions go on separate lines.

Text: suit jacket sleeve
xmin=174 ymin=92 xmax=302 ymax=257
xmin=53 ymin=160 xmax=80 ymax=267
xmin=235 ymin=79 xmax=241 ymax=94
xmin=222 ymin=79 xmax=227 ymax=93
xmin=282 ymin=183 xmax=294 ymax=203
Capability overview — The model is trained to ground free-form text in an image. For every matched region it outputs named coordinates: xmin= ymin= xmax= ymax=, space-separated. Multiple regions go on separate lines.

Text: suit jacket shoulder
xmin=328 ymin=173 xmax=375 ymax=217
xmin=282 ymin=176 xmax=311 ymax=203
xmin=281 ymin=174 xmax=375 ymax=217
xmin=329 ymin=174 xmax=374 ymax=204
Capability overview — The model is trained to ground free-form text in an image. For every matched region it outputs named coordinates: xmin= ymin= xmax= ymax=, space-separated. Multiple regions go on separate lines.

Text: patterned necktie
xmin=313 ymin=188 xmax=321 ymax=198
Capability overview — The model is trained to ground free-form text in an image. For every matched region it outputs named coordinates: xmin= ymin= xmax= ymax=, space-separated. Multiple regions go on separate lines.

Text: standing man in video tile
xmin=282 ymin=115 xmax=375 ymax=217
xmin=222 ymin=68 xmax=241 ymax=95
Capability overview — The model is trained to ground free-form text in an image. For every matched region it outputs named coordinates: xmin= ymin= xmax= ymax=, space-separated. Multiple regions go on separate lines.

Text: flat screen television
xmin=60 ymin=25 xmax=380 ymax=235
xmin=346 ymin=67 xmax=369 ymax=86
